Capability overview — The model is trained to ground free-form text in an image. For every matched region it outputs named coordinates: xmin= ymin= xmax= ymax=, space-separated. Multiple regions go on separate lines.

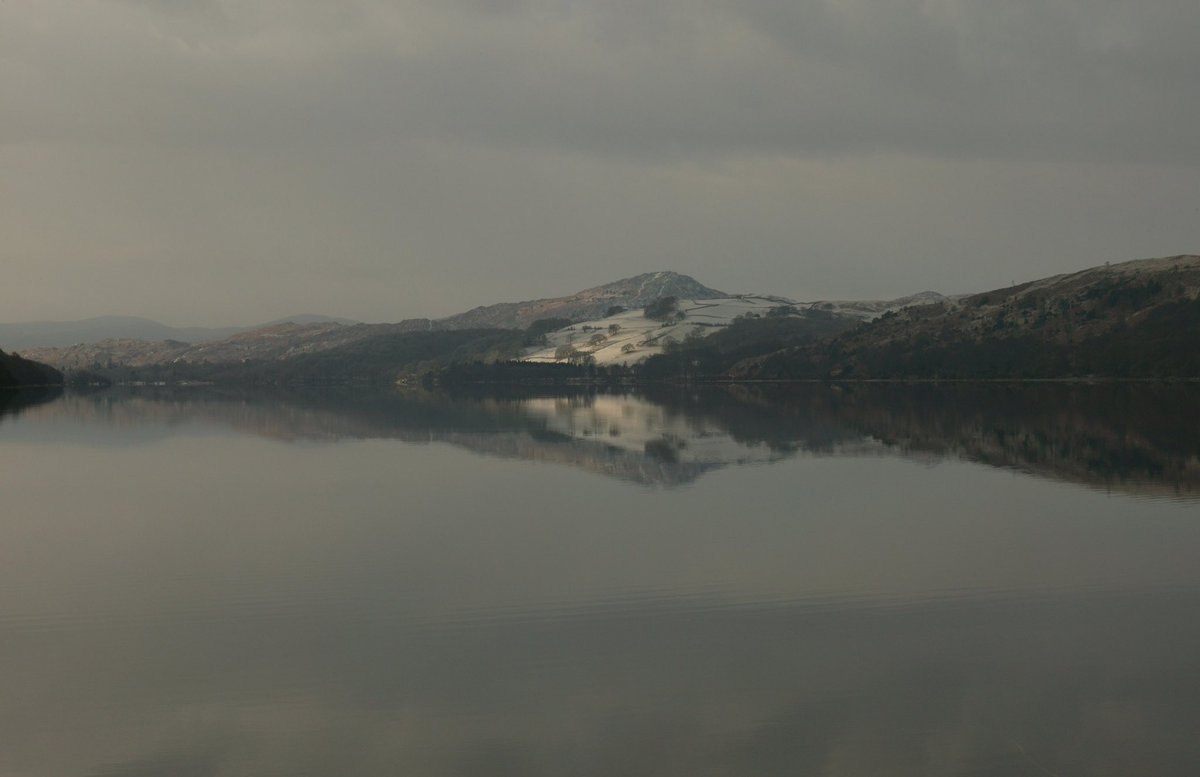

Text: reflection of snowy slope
xmin=521 ymin=395 xmax=791 ymax=468
xmin=439 ymin=429 xmax=719 ymax=487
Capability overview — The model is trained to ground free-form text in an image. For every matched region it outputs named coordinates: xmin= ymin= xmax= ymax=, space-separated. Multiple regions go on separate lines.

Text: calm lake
xmin=1 ymin=384 xmax=1199 ymax=776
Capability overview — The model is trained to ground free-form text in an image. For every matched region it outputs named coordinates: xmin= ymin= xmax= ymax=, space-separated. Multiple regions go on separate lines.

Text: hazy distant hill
xmin=0 ymin=316 xmax=240 ymax=350
xmin=21 ymin=322 xmax=375 ymax=371
xmin=731 ymin=254 xmax=1200 ymax=380
xmin=22 ymin=272 xmax=727 ymax=374
xmin=23 ymin=258 xmax=1200 ymax=385
xmin=253 ymin=314 xmax=361 ymax=329
xmin=0 ymin=314 xmax=358 ymax=350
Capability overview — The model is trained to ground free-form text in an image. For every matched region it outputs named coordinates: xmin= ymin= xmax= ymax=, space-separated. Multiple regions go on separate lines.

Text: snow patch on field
xmin=519 ymin=290 xmax=950 ymax=366
xmin=520 ymin=296 xmax=791 ymax=366
xmin=520 ymin=395 xmax=790 ymax=467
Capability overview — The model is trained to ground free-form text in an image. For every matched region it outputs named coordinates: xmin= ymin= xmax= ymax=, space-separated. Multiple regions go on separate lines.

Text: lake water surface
xmin=2 ymin=384 xmax=1199 ymax=776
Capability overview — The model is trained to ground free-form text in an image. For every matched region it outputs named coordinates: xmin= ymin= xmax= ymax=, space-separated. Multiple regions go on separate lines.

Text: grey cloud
xmin=0 ymin=0 xmax=1197 ymax=324
xmin=6 ymin=1 xmax=1200 ymax=162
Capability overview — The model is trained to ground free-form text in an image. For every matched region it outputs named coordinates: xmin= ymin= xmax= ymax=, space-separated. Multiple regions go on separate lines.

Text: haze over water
xmin=2 ymin=385 xmax=1199 ymax=776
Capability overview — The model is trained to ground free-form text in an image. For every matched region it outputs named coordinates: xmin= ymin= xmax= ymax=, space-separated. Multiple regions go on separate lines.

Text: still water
xmin=1 ymin=384 xmax=1198 ymax=776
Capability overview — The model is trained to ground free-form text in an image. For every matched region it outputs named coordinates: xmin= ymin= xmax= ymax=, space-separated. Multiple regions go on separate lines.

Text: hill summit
xmin=437 ymin=271 xmax=725 ymax=331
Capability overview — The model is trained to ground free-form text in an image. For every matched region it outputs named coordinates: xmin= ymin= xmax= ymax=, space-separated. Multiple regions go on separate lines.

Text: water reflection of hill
xmin=0 ymin=387 xmax=62 ymax=421
xmin=15 ymin=384 xmax=1200 ymax=496
xmin=15 ymin=389 xmax=734 ymax=486
xmin=717 ymin=383 xmax=1200 ymax=501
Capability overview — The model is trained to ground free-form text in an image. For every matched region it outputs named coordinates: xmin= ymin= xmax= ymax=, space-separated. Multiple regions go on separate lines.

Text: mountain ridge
xmin=17 ymin=256 xmax=1200 ymax=383
xmin=20 ymin=271 xmax=728 ymax=370
xmin=728 ymin=254 xmax=1200 ymax=380
xmin=0 ymin=314 xmax=359 ymax=350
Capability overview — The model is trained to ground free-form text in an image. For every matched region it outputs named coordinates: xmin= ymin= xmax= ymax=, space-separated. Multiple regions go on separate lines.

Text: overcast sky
xmin=3 ymin=0 xmax=1198 ymax=325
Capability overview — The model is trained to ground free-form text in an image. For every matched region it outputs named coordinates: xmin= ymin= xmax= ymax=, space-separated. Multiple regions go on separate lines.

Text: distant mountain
xmin=731 ymin=254 xmax=1200 ymax=380
xmin=21 ymin=272 xmax=727 ymax=374
xmin=42 ymin=255 xmax=1200 ymax=385
xmin=0 ymin=314 xmax=359 ymax=350
xmin=0 ymin=349 xmax=63 ymax=387
xmin=23 ymin=327 xmax=523 ymax=386
xmin=0 ymin=316 xmax=243 ymax=350
xmin=252 ymin=314 xmax=361 ymax=328
xmin=15 ymin=267 xmax=966 ymax=383
xmin=437 ymin=271 xmax=726 ymax=331
xmin=20 ymin=322 xmax=371 ymax=371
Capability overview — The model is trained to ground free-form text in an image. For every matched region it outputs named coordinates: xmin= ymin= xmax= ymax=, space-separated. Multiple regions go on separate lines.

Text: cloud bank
xmin=2 ymin=0 xmax=1197 ymax=323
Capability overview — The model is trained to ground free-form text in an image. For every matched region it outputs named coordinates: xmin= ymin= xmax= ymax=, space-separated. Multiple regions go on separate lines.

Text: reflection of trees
xmin=713 ymin=383 xmax=1200 ymax=499
xmin=0 ymin=387 xmax=63 ymax=421
xmin=27 ymin=383 xmax=1200 ymax=497
xmin=250 ymin=381 xmax=1200 ymax=497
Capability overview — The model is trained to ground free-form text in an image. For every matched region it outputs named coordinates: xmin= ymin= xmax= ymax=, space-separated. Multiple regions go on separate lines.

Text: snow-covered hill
xmin=520 ymin=292 xmax=947 ymax=366
xmin=438 ymin=271 xmax=726 ymax=331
